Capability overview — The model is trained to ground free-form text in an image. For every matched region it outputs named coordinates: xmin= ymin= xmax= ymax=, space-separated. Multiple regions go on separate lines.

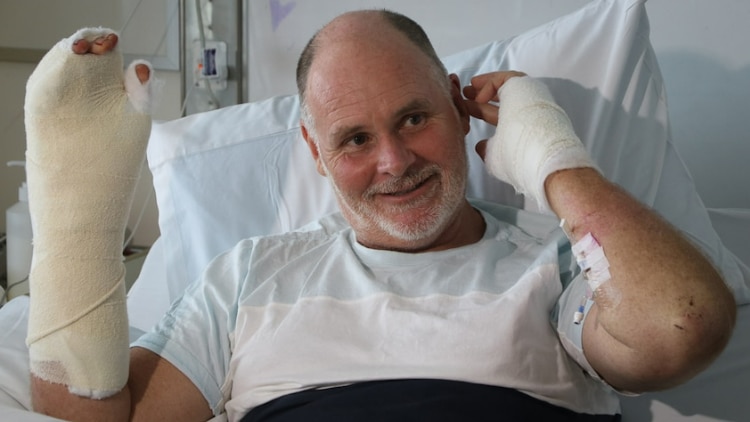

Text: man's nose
xmin=376 ymin=135 xmax=416 ymax=177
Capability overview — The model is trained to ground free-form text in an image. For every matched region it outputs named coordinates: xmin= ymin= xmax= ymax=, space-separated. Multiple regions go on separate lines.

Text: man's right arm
xmin=24 ymin=28 xmax=216 ymax=421
xmin=31 ymin=347 xmax=213 ymax=422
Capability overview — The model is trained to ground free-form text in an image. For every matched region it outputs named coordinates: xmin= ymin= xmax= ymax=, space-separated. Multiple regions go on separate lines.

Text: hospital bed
xmin=1 ymin=0 xmax=749 ymax=420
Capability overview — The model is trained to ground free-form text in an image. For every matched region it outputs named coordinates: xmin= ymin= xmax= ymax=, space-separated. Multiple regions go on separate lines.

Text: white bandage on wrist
xmin=484 ymin=76 xmax=595 ymax=212
xmin=24 ymin=28 xmax=153 ymax=398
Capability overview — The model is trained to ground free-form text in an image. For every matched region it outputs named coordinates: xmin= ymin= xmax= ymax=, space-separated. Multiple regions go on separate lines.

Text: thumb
xmin=475 ymin=140 xmax=488 ymax=161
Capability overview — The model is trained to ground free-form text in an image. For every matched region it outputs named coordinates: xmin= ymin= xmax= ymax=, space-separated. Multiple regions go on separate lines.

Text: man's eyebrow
xmin=394 ymin=98 xmax=432 ymax=119
xmin=328 ymin=98 xmax=433 ymax=142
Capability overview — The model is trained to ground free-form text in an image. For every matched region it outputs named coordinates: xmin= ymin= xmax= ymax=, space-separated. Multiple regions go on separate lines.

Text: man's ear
xmin=449 ymin=73 xmax=471 ymax=135
xmin=301 ymin=123 xmax=327 ymax=176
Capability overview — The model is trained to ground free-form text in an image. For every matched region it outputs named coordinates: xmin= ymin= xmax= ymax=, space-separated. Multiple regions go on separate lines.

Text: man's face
xmin=302 ymin=31 xmax=471 ymax=251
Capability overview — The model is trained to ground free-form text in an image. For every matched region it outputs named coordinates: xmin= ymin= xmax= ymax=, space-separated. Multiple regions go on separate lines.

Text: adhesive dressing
xmin=561 ymin=219 xmax=614 ymax=324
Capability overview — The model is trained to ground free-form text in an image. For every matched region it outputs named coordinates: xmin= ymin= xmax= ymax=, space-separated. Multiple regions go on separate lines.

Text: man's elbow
xmin=670 ymin=289 xmax=735 ymax=379
xmin=629 ymin=284 xmax=736 ymax=392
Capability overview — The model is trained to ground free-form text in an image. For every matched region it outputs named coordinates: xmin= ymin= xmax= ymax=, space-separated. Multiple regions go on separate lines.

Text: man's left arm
xmin=546 ymin=166 xmax=735 ymax=393
xmin=463 ymin=71 xmax=736 ymax=393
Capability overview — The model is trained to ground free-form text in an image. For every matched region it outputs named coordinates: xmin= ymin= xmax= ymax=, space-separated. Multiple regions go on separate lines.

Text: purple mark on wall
xmin=270 ymin=0 xmax=296 ymax=31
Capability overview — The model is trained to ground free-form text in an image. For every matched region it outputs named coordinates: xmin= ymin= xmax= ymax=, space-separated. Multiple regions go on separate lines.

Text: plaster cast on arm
xmin=24 ymin=27 xmax=153 ymax=398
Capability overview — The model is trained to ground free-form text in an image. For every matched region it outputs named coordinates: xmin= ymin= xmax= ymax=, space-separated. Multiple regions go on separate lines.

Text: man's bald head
xmin=296 ymin=10 xmax=449 ymax=133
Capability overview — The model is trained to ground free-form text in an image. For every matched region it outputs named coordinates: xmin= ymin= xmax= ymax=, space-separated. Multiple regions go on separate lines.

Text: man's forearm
xmin=546 ymin=167 xmax=736 ymax=392
xmin=32 ymin=376 xmax=131 ymax=422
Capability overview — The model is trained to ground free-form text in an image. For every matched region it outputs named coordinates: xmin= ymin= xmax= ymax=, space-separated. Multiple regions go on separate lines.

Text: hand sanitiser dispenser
xmin=6 ymin=161 xmax=33 ymax=300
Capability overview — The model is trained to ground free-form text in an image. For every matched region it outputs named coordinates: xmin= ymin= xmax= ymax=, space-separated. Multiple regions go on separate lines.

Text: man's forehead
xmin=306 ymin=44 xmax=427 ymax=109
xmin=313 ymin=81 xmax=429 ymax=133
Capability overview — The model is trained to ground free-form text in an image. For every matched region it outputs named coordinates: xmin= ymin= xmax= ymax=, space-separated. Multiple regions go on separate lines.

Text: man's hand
xmin=462 ymin=70 xmax=526 ymax=158
xmin=462 ymin=71 xmax=594 ymax=212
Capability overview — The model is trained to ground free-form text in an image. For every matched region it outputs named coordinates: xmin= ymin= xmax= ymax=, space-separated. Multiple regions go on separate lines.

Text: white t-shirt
xmin=133 ymin=201 xmax=618 ymax=420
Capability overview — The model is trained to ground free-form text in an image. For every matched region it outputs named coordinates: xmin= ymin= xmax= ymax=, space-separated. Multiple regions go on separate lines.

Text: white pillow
xmin=142 ymin=0 xmax=749 ymax=307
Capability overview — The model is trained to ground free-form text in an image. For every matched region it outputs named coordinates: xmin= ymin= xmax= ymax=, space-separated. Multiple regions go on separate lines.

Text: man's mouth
xmin=363 ymin=164 xmax=442 ymax=201
xmin=385 ymin=175 xmax=433 ymax=197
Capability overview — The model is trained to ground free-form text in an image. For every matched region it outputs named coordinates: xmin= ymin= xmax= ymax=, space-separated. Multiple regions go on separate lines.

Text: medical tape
xmin=571 ymin=232 xmax=611 ymax=291
xmin=560 ymin=219 xmax=613 ymax=324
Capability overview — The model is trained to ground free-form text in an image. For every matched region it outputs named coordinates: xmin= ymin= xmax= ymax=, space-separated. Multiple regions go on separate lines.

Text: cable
xmin=4 ymin=275 xmax=27 ymax=303
xmin=123 ymin=181 xmax=154 ymax=249
xmin=120 ymin=0 xmax=148 ymax=35
xmin=180 ymin=80 xmax=197 ymax=116
xmin=120 ymin=0 xmax=179 ymax=63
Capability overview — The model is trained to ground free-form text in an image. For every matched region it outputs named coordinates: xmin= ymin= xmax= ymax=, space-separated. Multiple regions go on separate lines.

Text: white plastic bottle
xmin=6 ymin=161 xmax=33 ymax=300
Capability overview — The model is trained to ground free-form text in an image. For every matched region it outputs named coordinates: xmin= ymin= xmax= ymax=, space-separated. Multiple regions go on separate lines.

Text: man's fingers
xmin=462 ymin=85 xmax=478 ymax=101
xmin=90 ymin=34 xmax=118 ymax=55
xmin=475 ymin=140 xmax=488 ymax=161
xmin=465 ymin=100 xmax=499 ymax=126
xmin=135 ymin=64 xmax=151 ymax=85
xmin=466 ymin=71 xmax=527 ymax=103
xmin=71 ymin=34 xmax=118 ymax=55
xmin=475 ymin=80 xmax=502 ymax=104
xmin=71 ymin=39 xmax=90 ymax=55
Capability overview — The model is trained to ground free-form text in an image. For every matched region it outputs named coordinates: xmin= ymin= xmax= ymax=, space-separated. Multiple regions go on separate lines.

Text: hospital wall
xmin=1 ymin=0 xmax=749 ymax=250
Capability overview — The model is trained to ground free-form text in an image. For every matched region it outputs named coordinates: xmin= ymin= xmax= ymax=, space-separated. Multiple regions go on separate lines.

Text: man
xmin=26 ymin=9 xmax=735 ymax=422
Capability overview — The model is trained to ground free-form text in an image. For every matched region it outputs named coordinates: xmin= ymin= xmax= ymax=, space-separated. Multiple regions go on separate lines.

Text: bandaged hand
xmin=464 ymin=72 xmax=595 ymax=212
xmin=24 ymin=28 xmax=153 ymax=398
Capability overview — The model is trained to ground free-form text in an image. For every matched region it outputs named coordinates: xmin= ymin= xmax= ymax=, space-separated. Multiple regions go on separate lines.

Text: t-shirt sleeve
xmin=131 ymin=239 xmax=253 ymax=416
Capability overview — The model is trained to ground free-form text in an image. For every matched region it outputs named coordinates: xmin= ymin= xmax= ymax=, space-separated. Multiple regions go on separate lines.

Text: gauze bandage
xmin=24 ymin=28 xmax=153 ymax=398
xmin=484 ymin=76 xmax=595 ymax=212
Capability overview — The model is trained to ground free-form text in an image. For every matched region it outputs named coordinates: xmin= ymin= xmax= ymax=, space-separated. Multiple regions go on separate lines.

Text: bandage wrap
xmin=24 ymin=28 xmax=153 ymax=398
xmin=484 ymin=76 xmax=595 ymax=212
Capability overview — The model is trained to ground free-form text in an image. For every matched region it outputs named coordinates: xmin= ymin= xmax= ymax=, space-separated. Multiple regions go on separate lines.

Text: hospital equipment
xmin=4 ymin=161 xmax=31 ymax=300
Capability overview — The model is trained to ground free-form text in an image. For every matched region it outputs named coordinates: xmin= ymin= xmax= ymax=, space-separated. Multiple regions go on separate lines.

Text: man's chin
xmin=375 ymin=210 xmax=446 ymax=244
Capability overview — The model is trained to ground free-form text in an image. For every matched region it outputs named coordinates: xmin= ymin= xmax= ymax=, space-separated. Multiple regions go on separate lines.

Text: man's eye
xmin=347 ymin=134 xmax=368 ymax=146
xmin=405 ymin=114 xmax=424 ymax=127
